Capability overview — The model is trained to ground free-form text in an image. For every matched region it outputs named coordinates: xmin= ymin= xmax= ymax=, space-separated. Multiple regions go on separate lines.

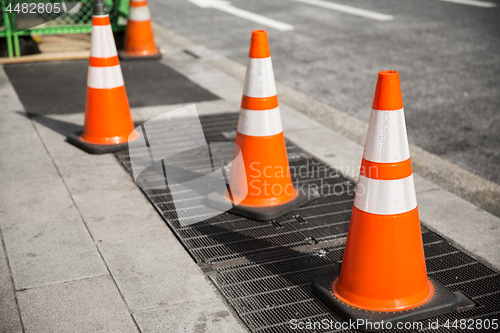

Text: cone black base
xmin=118 ymin=49 xmax=162 ymax=61
xmin=67 ymin=132 xmax=130 ymax=154
xmin=312 ymin=270 xmax=459 ymax=332
xmin=208 ymin=187 xmax=319 ymax=221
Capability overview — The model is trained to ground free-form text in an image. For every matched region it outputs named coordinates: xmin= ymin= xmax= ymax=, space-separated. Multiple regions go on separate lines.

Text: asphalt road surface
xmin=149 ymin=0 xmax=500 ymax=184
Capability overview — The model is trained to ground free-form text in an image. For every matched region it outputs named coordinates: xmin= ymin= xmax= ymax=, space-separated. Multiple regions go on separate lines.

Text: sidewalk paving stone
xmin=98 ymin=234 xmax=219 ymax=311
xmin=72 ymin=189 xmax=169 ymax=242
xmin=0 ymin=176 xmax=80 ymax=228
xmin=17 ymin=275 xmax=138 ymax=333
xmin=58 ymin=162 xmax=137 ymax=195
xmin=30 ymin=113 xmax=121 ymax=167
xmin=2 ymin=218 xmax=107 ymax=290
xmin=280 ymin=104 xmax=323 ymax=133
xmin=31 ymin=113 xmax=139 ymax=168
xmin=133 ymin=298 xmax=247 ymax=333
xmin=418 ymin=188 xmax=500 ymax=269
xmin=0 ymin=258 xmax=23 ymax=333
xmin=285 ymin=126 xmax=363 ymax=182
xmin=132 ymin=99 xmax=238 ymax=122
xmin=0 ymin=113 xmax=40 ymax=149
xmin=413 ymin=174 xmax=441 ymax=194
xmin=0 ymin=140 xmax=59 ymax=183
xmin=0 ymin=110 xmax=58 ymax=185
xmin=0 ymin=234 xmax=5 ymax=259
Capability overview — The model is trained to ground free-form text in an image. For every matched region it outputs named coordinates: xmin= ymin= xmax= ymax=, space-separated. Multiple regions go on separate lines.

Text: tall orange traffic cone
xmin=208 ymin=30 xmax=316 ymax=221
xmin=68 ymin=0 xmax=139 ymax=154
xmin=118 ymin=0 xmax=161 ymax=60
xmin=313 ymin=71 xmax=457 ymax=331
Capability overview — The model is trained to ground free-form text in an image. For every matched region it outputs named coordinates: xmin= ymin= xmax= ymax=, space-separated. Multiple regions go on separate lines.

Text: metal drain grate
xmin=115 ymin=113 xmax=500 ymax=332
xmin=115 ymin=113 xmax=355 ymax=264
xmin=208 ymin=233 xmax=500 ymax=333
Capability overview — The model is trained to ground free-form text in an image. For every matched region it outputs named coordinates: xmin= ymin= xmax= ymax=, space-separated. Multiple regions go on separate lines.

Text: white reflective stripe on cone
xmin=243 ymin=57 xmax=277 ymax=98
xmin=237 ymin=107 xmax=283 ymax=137
xmin=90 ymin=25 xmax=118 ymax=58
xmin=128 ymin=6 xmax=151 ymax=21
xmin=363 ymin=108 xmax=410 ymax=163
xmin=354 ymin=174 xmax=417 ymax=215
xmin=87 ymin=65 xmax=125 ymax=89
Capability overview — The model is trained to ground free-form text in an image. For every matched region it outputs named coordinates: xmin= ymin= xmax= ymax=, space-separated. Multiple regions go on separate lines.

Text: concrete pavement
xmin=0 ymin=55 xmax=247 ymax=331
xmin=1 ymin=18 xmax=499 ymax=333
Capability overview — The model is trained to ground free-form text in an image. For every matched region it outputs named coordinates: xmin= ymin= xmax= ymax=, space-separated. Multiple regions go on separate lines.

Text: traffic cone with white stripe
xmin=119 ymin=0 xmax=161 ymax=60
xmin=208 ymin=30 xmax=316 ymax=221
xmin=67 ymin=0 xmax=139 ymax=154
xmin=312 ymin=71 xmax=458 ymax=331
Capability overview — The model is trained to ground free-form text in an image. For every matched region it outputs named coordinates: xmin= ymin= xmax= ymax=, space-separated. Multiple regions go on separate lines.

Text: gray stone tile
xmin=286 ymin=127 xmax=364 ymax=182
xmin=0 ymin=113 xmax=58 ymax=183
xmin=31 ymin=114 xmax=84 ymax=140
xmin=58 ymin=160 xmax=137 ymax=195
xmin=31 ymin=114 xmax=121 ymax=168
xmin=196 ymin=100 xmax=238 ymax=115
xmin=413 ymin=174 xmax=441 ymax=194
xmin=0 ymin=113 xmax=39 ymax=149
xmin=17 ymin=275 xmax=138 ymax=333
xmin=0 ymin=236 xmax=5 ymax=259
xmin=98 ymin=234 xmax=218 ymax=311
xmin=33 ymin=119 xmax=121 ymax=175
xmin=133 ymin=298 xmax=247 ymax=333
xmin=0 ymin=259 xmax=23 ymax=333
xmin=133 ymin=100 xmax=238 ymax=122
xmin=72 ymin=189 xmax=169 ymax=242
xmin=0 ymin=140 xmax=58 ymax=183
xmin=418 ymin=189 xmax=500 ymax=270
xmin=0 ymin=176 xmax=80 ymax=228
xmin=281 ymin=104 xmax=323 ymax=133
xmin=31 ymin=114 xmax=129 ymax=173
xmin=2 ymin=218 xmax=107 ymax=289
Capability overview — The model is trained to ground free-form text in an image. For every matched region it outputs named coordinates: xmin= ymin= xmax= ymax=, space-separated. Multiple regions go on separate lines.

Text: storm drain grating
xmin=116 ymin=113 xmax=355 ymax=264
xmin=115 ymin=112 xmax=500 ymax=332
xmin=209 ymin=236 xmax=499 ymax=333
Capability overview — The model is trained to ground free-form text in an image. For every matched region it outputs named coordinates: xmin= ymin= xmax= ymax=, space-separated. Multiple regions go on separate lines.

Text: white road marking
xmin=294 ymin=0 xmax=394 ymax=21
xmin=186 ymin=0 xmax=294 ymax=31
xmin=432 ymin=0 xmax=496 ymax=7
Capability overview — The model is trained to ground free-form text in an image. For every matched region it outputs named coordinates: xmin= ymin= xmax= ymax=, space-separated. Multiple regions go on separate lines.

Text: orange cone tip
xmin=249 ymin=30 xmax=271 ymax=59
xmin=372 ymin=70 xmax=404 ymax=110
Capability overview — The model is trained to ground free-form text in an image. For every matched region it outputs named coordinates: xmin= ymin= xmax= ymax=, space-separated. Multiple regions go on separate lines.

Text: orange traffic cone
xmin=313 ymin=71 xmax=457 ymax=331
xmin=119 ymin=0 xmax=161 ymax=60
xmin=68 ymin=0 xmax=139 ymax=154
xmin=208 ymin=30 xmax=316 ymax=221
